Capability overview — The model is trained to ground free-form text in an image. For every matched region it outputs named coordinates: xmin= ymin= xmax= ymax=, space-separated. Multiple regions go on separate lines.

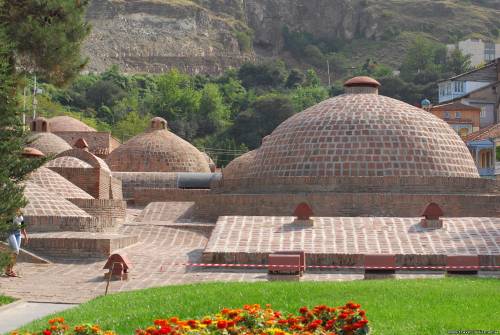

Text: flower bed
xmin=13 ymin=303 xmax=369 ymax=335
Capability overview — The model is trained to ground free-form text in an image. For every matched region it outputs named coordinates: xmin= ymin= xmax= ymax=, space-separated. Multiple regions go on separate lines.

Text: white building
xmin=447 ymin=39 xmax=500 ymax=67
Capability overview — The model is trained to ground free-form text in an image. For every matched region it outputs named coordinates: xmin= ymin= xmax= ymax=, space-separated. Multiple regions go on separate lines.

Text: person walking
xmin=5 ymin=209 xmax=28 ymax=277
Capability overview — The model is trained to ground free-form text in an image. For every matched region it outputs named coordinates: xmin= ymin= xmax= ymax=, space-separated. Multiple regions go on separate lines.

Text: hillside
xmin=83 ymin=0 xmax=500 ymax=74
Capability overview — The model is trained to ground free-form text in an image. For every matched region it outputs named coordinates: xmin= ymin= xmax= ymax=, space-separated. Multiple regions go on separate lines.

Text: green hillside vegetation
xmin=29 ymin=35 xmax=471 ymax=167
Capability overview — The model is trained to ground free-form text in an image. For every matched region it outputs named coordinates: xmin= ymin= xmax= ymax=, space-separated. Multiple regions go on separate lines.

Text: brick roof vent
xmin=294 ymin=202 xmax=313 ymax=220
xmin=74 ymin=138 xmax=89 ymax=151
xmin=344 ymin=76 xmax=380 ymax=94
xmin=22 ymin=147 xmax=45 ymax=158
xmin=420 ymin=202 xmax=444 ymax=229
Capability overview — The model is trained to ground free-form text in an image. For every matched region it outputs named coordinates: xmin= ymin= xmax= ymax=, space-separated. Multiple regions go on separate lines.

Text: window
xmin=444 ymin=112 xmax=451 ymax=119
xmin=454 ymin=81 xmax=464 ymax=93
xmin=446 ymin=83 xmax=452 ymax=95
xmin=455 ymin=111 xmax=461 ymax=119
xmin=481 ymin=107 xmax=486 ymax=118
xmin=484 ymin=42 xmax=496 ymax=62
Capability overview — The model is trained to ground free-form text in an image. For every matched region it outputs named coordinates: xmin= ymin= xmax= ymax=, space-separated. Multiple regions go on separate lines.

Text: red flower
xmin=339 ymin=313 xmax=348 ymax=319
xmin=299 ymin=307 xmax=309 ymax=314
xmin=201 ymin=319 xmax=212 ymax=325
xmin=159 ymin=326 xmax=171 ymax=334
xmin=43 ymin=330 xmax=52 ymax=335
xmin=216 ymin=320 xmax=228 ymax=329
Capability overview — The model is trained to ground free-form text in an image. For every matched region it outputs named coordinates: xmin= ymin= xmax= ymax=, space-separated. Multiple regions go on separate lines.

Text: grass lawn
xmin=20 ymin=278 xmax=500 ymax=334
xmin=0 ymin=295 xmax=15 ymax=307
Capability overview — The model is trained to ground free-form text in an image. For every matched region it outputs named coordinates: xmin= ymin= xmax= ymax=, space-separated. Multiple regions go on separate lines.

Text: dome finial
xmin=150 ymin=117 xmax=168 ymax=130
xmin=344 ymin=76 xmax=380 ymax=95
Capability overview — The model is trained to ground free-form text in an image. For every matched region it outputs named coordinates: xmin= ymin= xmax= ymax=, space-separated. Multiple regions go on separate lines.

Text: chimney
xmin=293 ymin=202 xmax=314 ymax=226
xmin=420 ymin=202 xmax=444 ymax=229
xmin=344 ymin=76 xmax=381 ymax=95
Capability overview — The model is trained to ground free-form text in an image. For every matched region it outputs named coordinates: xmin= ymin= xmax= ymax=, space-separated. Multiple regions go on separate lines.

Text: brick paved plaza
xmin=0 ymin=206 xmax=473 ymax=304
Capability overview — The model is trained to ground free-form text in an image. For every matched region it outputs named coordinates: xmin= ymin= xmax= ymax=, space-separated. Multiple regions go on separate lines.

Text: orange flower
xmin=216 ymin=320 xmax=228 ymax=329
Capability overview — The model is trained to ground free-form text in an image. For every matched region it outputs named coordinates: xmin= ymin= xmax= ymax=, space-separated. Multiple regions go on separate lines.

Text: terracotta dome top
xmin=245 ymin=92 xmax=479 ymax=179
xmin=49 ymin=116 xmax=96 ymax=132
xmin=223 ymin=150 xmax=257 ymax=179
xmin=29 ymin=167 xmax=93 ymax=200
xmin=344 ymin=76 xmax=381 ymax=87
xmin=28 ymin=132 xmax=72 ymax=156
xmin=23 ymin=182 xmax=92 ymax=218
xmin=105 ymin=117 xmax=210 ymax=172
xmin=23 ymin=147 xmax=45 ymax=158
xmin=45 ymin=156 xmax=93 ymax=169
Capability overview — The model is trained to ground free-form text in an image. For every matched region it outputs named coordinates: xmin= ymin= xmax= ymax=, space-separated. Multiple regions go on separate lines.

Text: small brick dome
xmin=28 ymin=132 xmax=72 ymax=156
xmin=49 ymin=116 xmax=96 ymax=132
xmin=245 ymin=77 xmax=479 ymax=178
xmin=105 ymin=117 xmax=210 ymax=172
xmin=45 ymin=156 xmax=93 ymax=169
xmin=29 ymin=167 xmax=93 ymax=200
xmin=223 ymin=150 xmax=257 ymax=179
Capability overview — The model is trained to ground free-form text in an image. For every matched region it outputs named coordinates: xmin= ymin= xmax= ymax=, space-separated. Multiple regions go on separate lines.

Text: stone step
xmin=0 ymin=242 xmax=51 ymax=264
xmin=24 ymin=232 xmax=139 ymax=259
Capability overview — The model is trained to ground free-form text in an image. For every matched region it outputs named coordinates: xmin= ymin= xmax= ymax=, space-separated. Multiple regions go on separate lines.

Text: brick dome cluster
xmin=28 ymin=132 xmax=72 ymax=156
xmin=106 ymin=117 xmax=210 ymax=172
xmin=234 ymin=77 xmax=479 ymax=179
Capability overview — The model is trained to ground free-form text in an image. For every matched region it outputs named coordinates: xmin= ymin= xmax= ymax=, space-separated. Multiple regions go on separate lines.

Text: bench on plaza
xmin=446 ymin=255 xmax=479 ymax=275
xmin=274 ymin=250 xmax=306 ymax=274
xmin=268 ymin=253 xmax=302 ymax=278
xmin=363 ymin=254 xmax=396 ymax=279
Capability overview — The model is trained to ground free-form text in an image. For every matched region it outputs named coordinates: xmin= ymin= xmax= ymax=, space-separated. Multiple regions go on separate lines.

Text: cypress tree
xmin=0 ymin=0 xmax=90 ymax=267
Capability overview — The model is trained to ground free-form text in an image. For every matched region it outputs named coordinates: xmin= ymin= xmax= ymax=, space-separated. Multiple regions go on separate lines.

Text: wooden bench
xmin=268 ymin=254 xmax=301 ymax=276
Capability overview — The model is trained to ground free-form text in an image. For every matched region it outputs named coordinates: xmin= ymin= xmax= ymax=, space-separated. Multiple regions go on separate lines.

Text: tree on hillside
xmin=445 ymin=47 xmax=472 ymax=76
xmin=198 ymin=83 xmax=231 ymax=136
xmin=0 ymin=0 xmax=90 ymax=269
xmin=231 ymin=94 xmax=295 ymax=149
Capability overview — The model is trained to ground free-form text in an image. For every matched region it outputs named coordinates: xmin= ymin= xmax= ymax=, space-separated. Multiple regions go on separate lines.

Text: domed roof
xmin=202 ymin=152 xmax=216 ymax=172
xmin=23 ymin=182 xmax=92 ymax=218
xmin=49 ymin=116 xmax=96 ymax=132
xmin=28 ymin=132 xmax=72 ymax=156
xmin=29 ymin=167 xmax=93 ymax=199
xmin=223 ymin=150 xmax=257 ymax=179
xmin=245 ymin=78 xmax=479 ymax=178
xmin=105 ymin=117 xmax=210 ymax=172
xmin=344 ymin=76 xmax=380 ymax=87
xmin=45 ymin=156 xmax=93 ymax=169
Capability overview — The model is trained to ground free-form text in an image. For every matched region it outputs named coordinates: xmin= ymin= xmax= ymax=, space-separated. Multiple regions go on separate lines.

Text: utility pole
xmin=327 ymin=59 xmax=331 ymax=86
xmin=32 ymin=74 xmax=38 ymax=120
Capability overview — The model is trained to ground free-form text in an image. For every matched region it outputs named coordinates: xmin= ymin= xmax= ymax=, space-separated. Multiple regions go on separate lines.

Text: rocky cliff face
xmin=84 ymin=0 xmax=253 ymax=74
xmin=83 ymin=0 xmax=500 ymax=74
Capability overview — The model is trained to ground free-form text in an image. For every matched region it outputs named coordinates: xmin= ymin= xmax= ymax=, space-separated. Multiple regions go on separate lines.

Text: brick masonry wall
xmin=134 ymin=188 xmax=210 ymax=205
xmin=193 ymin=193 xmax=500 ymax=221
xmin=49 ymin=167 xmax=101 ymax=198
xmin=216 ymin=176 xmax=500 ymax=194
xmin=25 ymin=215 xmax=103 ymax=232
xmin=110 ymin=177 xmax=123 ymax=200
xmin=68 ymin=198 xmax=127 ymax=227
xmin=112 ymin=172 xmax=178 ymax=199
xmin=26 ymin=234 xmax=139 ymax=258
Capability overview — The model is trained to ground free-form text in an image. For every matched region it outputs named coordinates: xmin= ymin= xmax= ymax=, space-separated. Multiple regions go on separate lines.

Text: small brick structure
xmin=420 ymin=202 xmax=444 ymax=229
xmin=364 ymin=254 xmax=396 ymax=279
xmin=104 ymin=253 xmax=132 ymax=280
xmin=293 ymin=203 xmax=314 ymax=225
xmin=446 ymin=255 xmax=480 ymax=275
xmin=268 ymin=254 xmax=301 ymax=279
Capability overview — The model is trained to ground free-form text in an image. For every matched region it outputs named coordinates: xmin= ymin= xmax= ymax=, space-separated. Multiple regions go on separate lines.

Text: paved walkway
xmin=0 ymin=302 xmax=76 ymax=333
xmin=0 ymin=207 xmax=495 ymax=306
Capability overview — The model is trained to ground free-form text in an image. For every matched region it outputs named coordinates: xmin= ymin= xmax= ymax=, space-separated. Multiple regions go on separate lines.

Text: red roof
xmin=464 ymin=123 xmax=500 ymax=142
xmin=431 ymin=101 xmax=481 ymax=112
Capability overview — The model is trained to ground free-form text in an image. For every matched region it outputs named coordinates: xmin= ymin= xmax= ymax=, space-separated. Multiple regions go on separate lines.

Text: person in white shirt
xmin=5 ymin=209 xmax=28 ymax=277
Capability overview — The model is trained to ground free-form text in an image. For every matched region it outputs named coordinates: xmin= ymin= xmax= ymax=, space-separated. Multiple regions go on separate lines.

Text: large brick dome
xmin=245 ymin=77 xmax=479 ymax=178
xmin=49 ymin=116 xmax=96 ymax=132
xmin=105 ymin=117 xmax=210 ymax=172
